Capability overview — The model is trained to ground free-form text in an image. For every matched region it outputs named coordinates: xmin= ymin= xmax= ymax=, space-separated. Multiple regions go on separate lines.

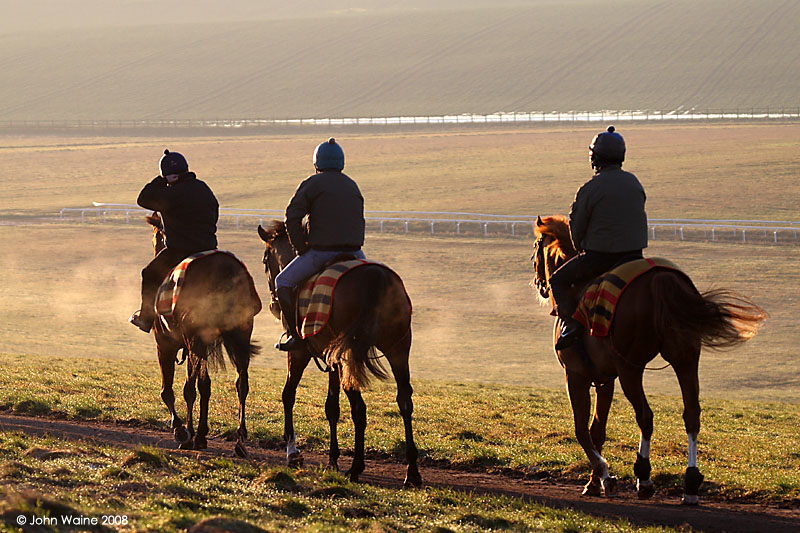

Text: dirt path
xmin=1 ymin=414 xmax=798 ymax=532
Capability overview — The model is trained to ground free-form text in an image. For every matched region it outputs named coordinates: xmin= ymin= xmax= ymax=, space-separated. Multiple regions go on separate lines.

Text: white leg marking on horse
xmin=591 ymin=450 xmax=610 ymax=480
xmin=287 ymin=434 xmax=299 ymax=459
xmin=638 ymin=436 xmax=651 ymax=459
xmin=687 ymin=432 xmax=698 ymax=468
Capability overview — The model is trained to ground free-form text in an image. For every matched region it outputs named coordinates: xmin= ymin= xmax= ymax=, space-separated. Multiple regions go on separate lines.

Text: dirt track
xmin=1 ymin=414 xmax=798 ymax=532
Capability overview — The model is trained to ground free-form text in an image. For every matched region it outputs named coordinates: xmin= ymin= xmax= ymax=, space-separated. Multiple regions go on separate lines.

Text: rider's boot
xmin=555 ymin=318 xmax=583 ymax=351
xmin=275 ymin=287 xmax=304 ymax=352
xmin=129 ymin=284 xmax=156 ymax=333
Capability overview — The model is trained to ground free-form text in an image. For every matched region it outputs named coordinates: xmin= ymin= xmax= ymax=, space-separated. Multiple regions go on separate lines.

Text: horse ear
xmin=257 ymin=224 xmax=270 ymax=242
xmin=146 ymin=213 xmax=162 ymax=229
xmin=536 ymin=215 xmax=544 ymax=227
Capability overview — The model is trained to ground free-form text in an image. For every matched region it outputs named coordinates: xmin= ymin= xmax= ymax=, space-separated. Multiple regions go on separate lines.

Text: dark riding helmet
xmin=589 ymin=126 xmax=626 ymax=168
xmin=159 ymin=149 xmax=189 ymax=176
xmin=313 ymin=138 xmax=345 ymax=171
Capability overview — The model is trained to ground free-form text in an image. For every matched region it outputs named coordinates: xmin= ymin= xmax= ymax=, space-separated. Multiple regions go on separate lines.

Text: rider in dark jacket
xmin=550 ymin=126 xmax=648 ymax=350
xmin=129 ymin=150 xmax=219 ymax=332
xmin=274 ymin=138 xmax=366 ymax=351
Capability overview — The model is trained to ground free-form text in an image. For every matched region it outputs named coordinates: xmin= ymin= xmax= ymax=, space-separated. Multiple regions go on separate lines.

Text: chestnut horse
xmin=257 ymin=221 xmax=421 ymax=487
xmin=146 ymin=214 xmax=261 ymax=457
xmin=532 ymin=215 xmax=765 ymax=504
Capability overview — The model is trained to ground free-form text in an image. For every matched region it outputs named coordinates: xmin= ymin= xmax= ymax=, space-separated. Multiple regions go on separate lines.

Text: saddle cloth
xmin=297 ymin=259 xmax=396 ymax=339
xmin=572 ymin=257 xmax=683 ymax=337
xmin=155 ymin=249 xmax=260 ymax=331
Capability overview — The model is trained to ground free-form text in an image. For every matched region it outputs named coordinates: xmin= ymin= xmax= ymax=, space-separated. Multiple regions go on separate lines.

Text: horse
xmin=257 ymin=221 xmax=422 ymax=487
xmin=531 ymin=215 xmax=765 ymax=504
xmin=145 ymin=213 xmax=261 ymax=457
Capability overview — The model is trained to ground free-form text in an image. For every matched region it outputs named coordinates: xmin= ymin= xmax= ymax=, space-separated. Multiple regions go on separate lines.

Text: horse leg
xmin=566 ymin=372 xmax=615 ymax=496
xmin=326 ymin=367 xmax=342 ymax=471
xmin=282 ymin=350 xmax=311 ymax=467
xmin=386 ymin=342 xmax=421 ymax=488
xmin=344 ymin=386 xmax=367 ymax=483
xmin=222 ymin=327 xmax=255 ymax=458
xmin=180 ymin=355 xmax=199 ymax=449
xmin=617 ymin=366 xmax=655 ymax=499
xmin=157 ymin=342 xmax=190 ymax=445
xmin=194 ymin=360 xmax=211 ymax=451
xmin=672 ymin=356 xmax=703 ymax=505
xmin=233 ymin=358 xmax=249 ymax=458
xmin=584 ymin=379 xmax=615 ymax=497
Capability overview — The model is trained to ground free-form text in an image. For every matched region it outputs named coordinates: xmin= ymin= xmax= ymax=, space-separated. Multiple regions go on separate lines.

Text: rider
xmin=550 ymin=126 xmax=648 ymax=350
xmin=274 ymin=138 xmax=366 ymax=351
xmin=129 ymin=149 xmax=219 ymax=333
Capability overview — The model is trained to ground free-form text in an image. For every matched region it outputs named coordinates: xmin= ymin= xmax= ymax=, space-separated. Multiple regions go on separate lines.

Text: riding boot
xmin=275 ymin=287 xmax=304 ymax=351
xmin=129 ymin=283 xmax=157 ymax=333
xmin=555 ymin=318 xmax=584 ymax=350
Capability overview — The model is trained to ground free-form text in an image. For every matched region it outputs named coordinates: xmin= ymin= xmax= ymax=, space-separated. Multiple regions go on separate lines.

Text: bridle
xmin=531 ymin=236 xmax=550 ymax=299
xmin=262 ymin=244 xmax=282 ymax=317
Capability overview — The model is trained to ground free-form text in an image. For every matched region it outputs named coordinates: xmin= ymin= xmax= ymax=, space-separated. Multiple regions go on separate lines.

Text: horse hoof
xmin=637 ymin=479 xmax=655 ymax=499
xmin=174 ymin=426 xmax=191 ymax=444
xmin=325 ymin=461 xmax=339 ymax=472
xmin=234 ymin=441 xmax=248 ymax=458
xmin=287 ymin=451 xmax=304 ymax=468
xmin=681 ymin=493 xmax=700 ymax=506
xmin=178 ymin=441 xmax=194 ymax=450
xmin=194 ymin=437 xmax=208 ymax=450
xmin=602 ymin=476 xmax=618 ymax=497
xmin=582 ymin=478 xmax=602 ymax=497
xmin=345 ymin=468 xmax=361 ymax=483
xmin=403 ymin=471 xmax=423 ymax=489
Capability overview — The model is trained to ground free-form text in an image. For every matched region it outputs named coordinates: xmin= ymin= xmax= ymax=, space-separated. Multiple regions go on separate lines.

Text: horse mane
xmin=535 ymin=215 xmax=576 ymax=260
xmin=261 ymin=219 xmax=287 ymax=243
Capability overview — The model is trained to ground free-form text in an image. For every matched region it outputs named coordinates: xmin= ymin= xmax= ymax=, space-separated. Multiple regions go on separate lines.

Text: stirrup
xmin=129 ymin=311 xmax=153 ymax=333
xmin=274 ymin=331 xmax=304 ymax=352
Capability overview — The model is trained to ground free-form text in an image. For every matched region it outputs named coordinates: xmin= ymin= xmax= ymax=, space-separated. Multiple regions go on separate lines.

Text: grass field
xmin=1 ymin=354 xmax=798 ymax=507
xmin=0 ymin=433 xmax=678 ymax=533
xmin=0 ymin=123 xmax=798 ymax=528
xmin=2 ymin=0 xmax=799 ymax=120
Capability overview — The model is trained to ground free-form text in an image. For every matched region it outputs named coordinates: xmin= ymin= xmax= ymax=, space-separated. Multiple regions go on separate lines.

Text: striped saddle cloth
xmin=155 ymin=250 xmax=259 ymax=331
xmin=296 ymin=259 xmax=389 ymax=339
xmin=572 ymin=257 xmax=683 ymax=337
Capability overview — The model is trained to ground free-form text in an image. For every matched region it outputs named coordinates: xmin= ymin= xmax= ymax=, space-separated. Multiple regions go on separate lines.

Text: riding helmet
xmin=159 ymin=149 xmax=189 ymax=176
xmin=313 ymin=138 xmax=345 ymax=171
xmin=589 ymin=126 xmax=626 ymax=168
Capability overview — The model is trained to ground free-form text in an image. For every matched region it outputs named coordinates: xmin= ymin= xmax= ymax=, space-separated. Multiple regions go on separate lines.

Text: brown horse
xmin=532 ymin=215 xmax=765 ymax=504
xmin=257 ymin=221 xmax=421 ymax=487
xmin=146 ymin=214 xmax=261 ymax=457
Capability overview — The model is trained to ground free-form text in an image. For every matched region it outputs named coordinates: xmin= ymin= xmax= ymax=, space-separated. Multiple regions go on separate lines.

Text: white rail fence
xmin=5 ymin=107 xmax=800 ymax=131
xmin=60 ymin=204 xmax=800 ymax=245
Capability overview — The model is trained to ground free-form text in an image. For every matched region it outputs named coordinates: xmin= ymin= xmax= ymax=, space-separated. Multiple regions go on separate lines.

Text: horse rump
xmin=650 ymin=271 xmax=766 ymax=351
xmin=329 ymin=265 xmax=390 ymax=391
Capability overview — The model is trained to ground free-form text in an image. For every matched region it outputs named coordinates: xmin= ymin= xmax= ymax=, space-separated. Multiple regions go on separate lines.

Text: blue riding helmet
xmin=159 ymin=149 xmax=189 ymax=176
xmin=590 ymin=126 xmax=626 ymax=167
xmin=313 ymin=138 xmax=345 ymax=171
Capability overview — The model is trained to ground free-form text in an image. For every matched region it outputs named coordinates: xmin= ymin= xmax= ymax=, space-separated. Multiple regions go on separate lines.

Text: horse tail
xmin=650 ymin=271 xmax=766 ymax=352
xmin=330 ymin=266 xmax=389 ymax=391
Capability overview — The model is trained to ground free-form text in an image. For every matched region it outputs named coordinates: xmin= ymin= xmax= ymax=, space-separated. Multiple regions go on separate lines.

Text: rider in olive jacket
xmin=129 ymin=150 xmax=219 ymax=333
xmin=550 ymin=126 xmax=648 ymax=350
xmin=274 ymin=138 xmax=366 ymax=351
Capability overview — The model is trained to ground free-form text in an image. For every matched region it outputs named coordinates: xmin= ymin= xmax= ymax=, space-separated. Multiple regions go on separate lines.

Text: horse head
xmin=146 ymin=212 xmax=165 ymax=256
xmin=532 ymin=215 xmax=576 ymax=300
xmin=257 ymin=220 xmax=296 ymax=319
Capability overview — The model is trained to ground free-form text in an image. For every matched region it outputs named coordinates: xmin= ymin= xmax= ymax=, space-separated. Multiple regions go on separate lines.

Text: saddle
xmin=155 ymin=250 xmax=261 ymax=332
xmin=572 ymin=257 xmax=683 ymax=337
xmin=295 ymin=259 xmax=398 ymax=339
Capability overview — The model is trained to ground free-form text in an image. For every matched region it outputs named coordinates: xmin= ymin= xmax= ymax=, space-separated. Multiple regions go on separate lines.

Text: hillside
xmin=1 ymin=0 xmax=798 ymax=120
